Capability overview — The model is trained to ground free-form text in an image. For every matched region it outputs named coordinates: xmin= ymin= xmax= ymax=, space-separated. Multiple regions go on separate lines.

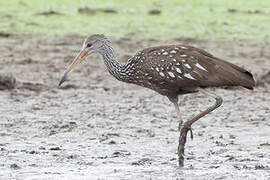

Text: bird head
xmin=59 ymin=34 xmax=108 ymax=86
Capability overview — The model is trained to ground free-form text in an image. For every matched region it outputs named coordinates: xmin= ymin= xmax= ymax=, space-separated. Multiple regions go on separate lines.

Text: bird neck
xmin=101 ymin=43 xmax=129 ymax=82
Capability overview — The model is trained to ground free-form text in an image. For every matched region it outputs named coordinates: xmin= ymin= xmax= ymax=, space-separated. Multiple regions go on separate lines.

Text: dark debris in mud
xmin=0 ymin=73 xmax=16 ymax=90
xmin=58 ymin=84 xmax=79 ymax=89
xmin=148 ymin=9 xmax=161 ymax=15
xmin=227 ymin=9 xmax=267 ymax=15
xmin=10 ymin=163 xmax=21 ymax=170
xmin=78 ymin=7 xmax=118 ymax=15
xmin=49 ymin=147 xmax=61 ymax=151
xmin=0 ymin=32 xmax=12 ymax=37
xmin=35 ymin=10 xmax=64 ymax=16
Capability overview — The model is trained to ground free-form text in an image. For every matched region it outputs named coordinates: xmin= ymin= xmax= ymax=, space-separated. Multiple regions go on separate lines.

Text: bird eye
xmin=86 ymin=43 xmax=92 ymax=48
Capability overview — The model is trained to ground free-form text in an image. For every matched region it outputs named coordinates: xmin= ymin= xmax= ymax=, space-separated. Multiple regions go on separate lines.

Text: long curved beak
xmin=59 ymin=48 xmax=89 ymax=86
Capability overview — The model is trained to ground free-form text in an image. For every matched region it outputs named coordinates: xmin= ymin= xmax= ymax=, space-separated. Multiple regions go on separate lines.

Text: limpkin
xmin=59 ymin=34 xmax=255 ymax=167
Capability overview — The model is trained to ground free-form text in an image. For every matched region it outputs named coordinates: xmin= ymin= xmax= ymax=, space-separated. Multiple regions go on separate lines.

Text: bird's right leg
xmin=178 ymin=89 xmax=223 ymax=167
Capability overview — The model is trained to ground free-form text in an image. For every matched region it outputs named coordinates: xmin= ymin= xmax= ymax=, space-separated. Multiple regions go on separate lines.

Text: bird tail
xmin=239 ymin=70 xmax=255 ymax=90
xmin=216 ymin=59 xmax=256 ymax=90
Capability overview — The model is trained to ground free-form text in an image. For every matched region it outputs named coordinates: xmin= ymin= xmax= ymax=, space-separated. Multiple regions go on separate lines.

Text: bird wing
xmin=135 ymin=45 xmax=255 ymax=89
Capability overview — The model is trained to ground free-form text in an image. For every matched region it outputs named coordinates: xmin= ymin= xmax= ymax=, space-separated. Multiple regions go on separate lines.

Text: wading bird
xmin=59 ymin=34 xmax=255 ymax=167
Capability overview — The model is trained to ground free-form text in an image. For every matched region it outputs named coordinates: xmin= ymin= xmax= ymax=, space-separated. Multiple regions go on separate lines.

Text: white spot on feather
xmin=180 ymin=46 xmax=188 ymax=49
xmin=156 ymin=67 xmax=159 ymax=72
xmin=163 ymin=52 xmax=168 ymax=55
xmin=180 ymin=54 xmax=187 ymax=57
xmin=184 ymin=63 xmax=192 ymax=69
xmin=159 ymin=72 xmax=165 ymax=77
xmin=168 ymin=72 xmax=175 ymax=78
xmin=176 ymin=67 xmax=182 ymax=74
xmin=184 ymin=73 xmax=196 ymax=80
xmin=170 ymin=50 xmax=177 ymax=54
xmin=195 ymin=63 xmax=207 ymax=71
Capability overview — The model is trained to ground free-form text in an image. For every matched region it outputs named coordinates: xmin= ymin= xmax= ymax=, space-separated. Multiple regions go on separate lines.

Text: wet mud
xmin=0 ymin=35 xmax=269 ymax=179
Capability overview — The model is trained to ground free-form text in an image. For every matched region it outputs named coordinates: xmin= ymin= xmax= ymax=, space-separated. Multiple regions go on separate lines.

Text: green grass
xmin=0 ymin=0 xmax=270 ymax=41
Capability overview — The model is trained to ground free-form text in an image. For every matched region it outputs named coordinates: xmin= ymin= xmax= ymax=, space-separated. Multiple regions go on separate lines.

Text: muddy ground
xmin=0 ymin=35 xmax=269 ymax=179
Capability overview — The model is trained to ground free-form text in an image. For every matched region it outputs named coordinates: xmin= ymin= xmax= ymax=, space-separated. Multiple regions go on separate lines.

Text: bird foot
xmin=188 ymin=127 xmax=194 ymax=140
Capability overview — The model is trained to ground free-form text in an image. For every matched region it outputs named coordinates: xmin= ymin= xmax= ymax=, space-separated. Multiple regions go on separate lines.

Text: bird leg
xmin=178 ymin=89 xmax=223 ymax=167
xmin=173 ymin=101 xmax=183 ymax=130
xmin=173 ymin=101 xmax=194 ymax=139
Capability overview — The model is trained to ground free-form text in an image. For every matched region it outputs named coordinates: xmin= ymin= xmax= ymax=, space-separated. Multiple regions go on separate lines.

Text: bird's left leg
xmin=172 ymin=101 xmax=183 ymax=130
xmin=173 ymin=101 xmax=194 ymax=140
xmin=169 ymin=96 xmax=183 ymax=130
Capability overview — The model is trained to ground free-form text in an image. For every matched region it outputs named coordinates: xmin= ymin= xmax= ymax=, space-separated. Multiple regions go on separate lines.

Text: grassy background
xmin=0 ymin=0 xmax=270 ymax=41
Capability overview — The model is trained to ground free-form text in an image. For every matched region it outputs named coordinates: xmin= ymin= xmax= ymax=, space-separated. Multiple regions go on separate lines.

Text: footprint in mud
xmin=18 ymin=82 xmax=47 ymax=92
xmin=136 ymin=129 xmax=155 ymax=137
xmin=99 ymin=133 xmax=120 ymax=143
xmin=48 ymin=122 xmax=77 ymax=135
xmin=131 ymin=158 xmax=153 ymax=166
xmin=111 ymin=151 xmax=131 ymax=158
